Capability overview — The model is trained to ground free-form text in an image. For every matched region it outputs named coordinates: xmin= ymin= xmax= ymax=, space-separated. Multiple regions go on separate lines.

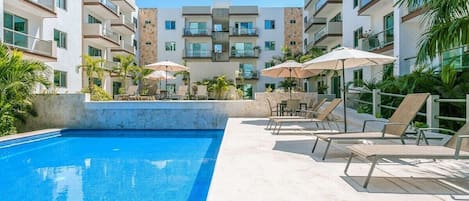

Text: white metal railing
xmin=2 ymin=27 xmax=54 ymax=57
xmin=184 ymin=49 xmax=212 ymax=57
xmin=102 ymin=27 xmax=120 ymax=43
xmin=27 ymin=0 xmax=55 ymax=12
xmin=100 ymin=0 xmax=118 ymax=14
xmin=359 ymin=27 xmax=394 ymax=51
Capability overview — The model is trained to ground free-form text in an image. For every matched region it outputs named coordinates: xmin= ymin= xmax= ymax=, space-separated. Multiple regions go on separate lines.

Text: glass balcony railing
xmin=314 ymin=26 xmax=328 ymax=42
xmin=408 ymin=0 xmax=424 ymax=13
xmin=3 ymin=27 xmax=54 ymax=57
xmin=315 ymin=0 xmax=327 ymax=11
xmin=184 ymin=50 xmax=212 ymax=58
xmin=183 ymin=28 xmax=210 ymax=36
xmin=27 ymin=0 xmax=55 ymax=12
xmin=102 ymin=28 xmax=120 ymax=43
xmin=100 ymin=0 xmax=118 ymax=14
xmin=359 ymin=0 xmax=373 ymax=8
xmin=230 ymin=49 xmax=259 ymax=58
xmin=230 ymin=28 xmax=258 ymax=36
xmin=305 ymin=17 xmax=327 ymax=30
xmin=360 ymin=27 xmax=394 ymax=51
xmin=237 ymin=71 xmax=259 ymax=79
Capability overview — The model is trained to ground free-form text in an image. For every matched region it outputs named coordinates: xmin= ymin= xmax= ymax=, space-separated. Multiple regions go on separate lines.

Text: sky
xmin=136 ymin=0 xmax=304 ymax=8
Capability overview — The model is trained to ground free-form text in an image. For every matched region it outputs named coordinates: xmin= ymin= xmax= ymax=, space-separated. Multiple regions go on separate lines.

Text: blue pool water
xmin=0 ymin=129 xmax=224 ymax=201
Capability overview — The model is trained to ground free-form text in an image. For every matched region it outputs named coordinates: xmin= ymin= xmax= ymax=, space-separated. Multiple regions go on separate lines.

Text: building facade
xmin=1 ymin=0 xmax=138 ymax=96
xmin=138 ymin=5 xmax=304 ymax=99
xmin=304 ymin=0 xmax=468 ymax=98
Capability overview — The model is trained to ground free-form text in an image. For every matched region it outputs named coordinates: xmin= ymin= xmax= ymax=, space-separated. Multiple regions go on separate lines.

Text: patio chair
xmin=344 ymin=124 xmax=469 ymax=188
xmin=265 ymin=98 xmax=326 ymax=130
xmin=270 ymin=98 xmax=342 ymax=135
xmin=312 ymin=93 xmax=430 ymax=160
xmin=196 ymin=85 xmax=208 ymax=100
xmin=283 ymin=99 xmax=301 ymax=116
xmin=176 ymin=85 xmax=188 ymax=100
xmin=266 ymin=98 xmax=279 ymax=116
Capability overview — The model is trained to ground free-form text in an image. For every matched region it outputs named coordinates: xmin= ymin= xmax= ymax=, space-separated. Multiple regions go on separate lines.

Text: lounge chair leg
xmin=363 ymin=157 xmax=378 ymax=188
xmin=312 ymin=137 xmax=319 ymax=153
xmin=344 ymin=152 xmax=354 ymax=175
xmin=266 ymin=120 xmax=272 ymax=130
xmin=276 ymin=123 xmax=282 ymax=135
xmin=322 ymin=140 xmax=332 ymax=160
xmin=400 ymin=138 xmax=406 ymax=145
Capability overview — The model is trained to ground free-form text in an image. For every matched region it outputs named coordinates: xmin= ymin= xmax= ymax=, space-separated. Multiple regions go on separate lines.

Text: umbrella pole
xmin=165 ymin=66 xmax=168 ymax=99
xmin=289 ymin=68 xmax=292 ymax=99
xmin=341 ymin=59 xmax=347 ymax=133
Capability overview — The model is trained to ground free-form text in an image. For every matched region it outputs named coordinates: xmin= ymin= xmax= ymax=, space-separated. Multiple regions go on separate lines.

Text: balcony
xmin=314 ymin=0 xmax=342 ymax=18
xmin=402 ymin=0 xmax=425 ymax=23
xmin=230 ymin=49 xmax=260 ymax=58
xmin=236 ymin=71 xmax=259 ymax=80
xmin=183 ymin=28 xmax=211 ymax=37
xmin=313 ymin=22 xmax=342 ymax=46
xmin=89 ymin=56 xmax=119 ymax=71
xmin=304 ymin=17 xmax=327 ymax=33
xmin=111 ymin=40 xmax=135 ymax=56
xmin=358 ymin=0 xmax=394 ymax=16
xmin=110 ymin=0 xmax=136 ymax=12
xmin=230 ymin=28 xmax=258 ymax=37
xmin=84 ymin=0 xmax=120 ymax=20
xmin=2 ymin=27 xmax=56 ymax=62
xmin=83 ymin=24 xmax=120 ymax=48
xmin=358 ymin=28 xmax=394 ymax=53
xmin=183 ymin=49 xmax=212 ymax=59
xmin=5 ymin=0 xmax=56 ymax=18
xmin=111 ymin=15 xmax=135 ymax=35
xmin=304 ymin=0 xmax=314 ymax=9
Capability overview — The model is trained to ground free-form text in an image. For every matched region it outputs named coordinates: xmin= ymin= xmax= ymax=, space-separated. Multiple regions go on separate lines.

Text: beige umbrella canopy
xmin=144 ymin=70 xmax=176 ymax=81
xmin=144 ymin=61 xmax=189 ymax=91
xmin=262 ymin=60 xmax=322 ymax=98
xmin=303 ymin=47 xmax=396 ymax=132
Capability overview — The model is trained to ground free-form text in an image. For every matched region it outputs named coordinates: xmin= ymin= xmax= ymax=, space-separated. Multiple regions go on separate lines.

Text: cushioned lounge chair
xmin=312 ymin=93 xmax=430 ymax=160
xmin=266 ymin=98 xmax=327 ymax=130
xmin=345 ymin=124 xmax=469 ymax=188
xmin=270 ymin=98 xmax=342 ymax=135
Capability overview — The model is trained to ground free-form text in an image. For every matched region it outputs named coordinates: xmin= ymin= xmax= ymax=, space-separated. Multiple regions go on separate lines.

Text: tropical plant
xmin=130 ymin=66 xmax=152 ymax=95
xmin=174 ymin=70 xmax=190 ymax=85
xmin=113 ymin=55 xmax=139 ymax=92
xmin=0 ymin=44 xmax=50 ymax=135
xmin=279 ymin=78 xmax=297 ymax=92
xmin=77 ymin=55 xmax=105 ymax=95
xmin=209 ymin=75 xmax=231 ymax=99
xmin=396 ymin=0 xmax=469 ymax=64
xmin=81 ymin=85 xmax=112 ymax=101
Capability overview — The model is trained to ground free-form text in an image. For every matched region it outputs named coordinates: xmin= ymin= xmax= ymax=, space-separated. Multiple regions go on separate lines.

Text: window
xmin=265 ymin=41 xmax=275 ymax=51
xmin=4 ymin=13 xmax=28 ymax=48
xmin=56 ymin=0 xmax=66 ymax=10
xmin=353 ymin=0 xmax=359 ymax=8
xmin=383 ymin=12 xmax=394 ymax=44
xmin=88 ymin=15 xmax=101 ymax=24
xmin=144 ymin=20 xmax=151 ymax=24
xmin=290 ymin=41 xmax=296 ymax=46
xmin=265 ymin=62 xmax=274 ymax=68
xmin=353 ymin=27 xmax=363 ymax=48
xmin=330 ymin=12 xmax=342 ymax=22
xmin=265 ymin=83 xmax=276 ymax=91
xmin=54 ymin=70 xmax=67 ymax=88
xmin=88 ymin=46 xmax=102 ymax=57
xmin=290 ymin=19 xmax=296 ymax=24
xmin=353 ymin=69 xmax=363 ymax=87
xmin=264 ymin=20 xmax=275 ymax=29
xmin=165 ymin=20 xmax=176 ymax=30
xmin=145 ymin=41 xmax=152 ymax=45
xmin=165 ymin=41 xmax=176 ymax=51
xmin=54 ymin=29 xmax=67 ymax=49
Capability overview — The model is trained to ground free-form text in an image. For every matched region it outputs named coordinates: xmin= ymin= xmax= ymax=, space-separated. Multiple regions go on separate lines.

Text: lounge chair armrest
xmin=362 ymin=119 xmax=388 ymax=132
xmin=417 ymin=128 xmax=457 ymax=134
xmin=455 ymin=135 xmax=469 ymax=159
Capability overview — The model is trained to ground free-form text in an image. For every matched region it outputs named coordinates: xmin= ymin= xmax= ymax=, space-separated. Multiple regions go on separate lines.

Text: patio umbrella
xmin=261 ymin=60 xmax=322 ymax=98
xmin=144 ymin=61 xmax=189 ymax=91
xmin=303 ymin=47 xmax=396 ymax=132
xmin=144 ymin=70 xmax=176 ymax=90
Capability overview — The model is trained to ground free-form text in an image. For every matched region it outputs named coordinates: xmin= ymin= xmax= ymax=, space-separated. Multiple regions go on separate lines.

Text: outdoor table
xmin=277 ymin=102 xmax=307 ymax=116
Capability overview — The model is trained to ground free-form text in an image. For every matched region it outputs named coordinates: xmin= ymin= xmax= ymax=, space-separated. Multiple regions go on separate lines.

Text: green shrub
xmin=81 ymin=85 xmax=112 ymax=101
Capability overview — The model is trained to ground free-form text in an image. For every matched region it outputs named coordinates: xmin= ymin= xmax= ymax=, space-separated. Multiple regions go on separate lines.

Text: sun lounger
xmin=265 ymin=98 xmax=327 ymax=130
xmin=312 ymin=93 xmax=430 ymax=160
xmin=344 ymin=124 xmax=469 ymax=188
xmin=270 ymin=99 xmax=342 ymax=135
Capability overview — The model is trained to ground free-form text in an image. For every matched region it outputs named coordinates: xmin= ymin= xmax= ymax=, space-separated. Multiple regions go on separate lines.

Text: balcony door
xmin=189 ymin=22 xmax=207 ymax=35
xmin=234 ymin=43 xmax=253 ymax=56
xmin=234 ymin=22 xmax=253 ymax=34
xmin=4 ymin=13 xmax=28 ymax=48
xmin=240 ymin=64 xmax=253 ymax=78
xmin=189 ymin=43 xmax=208 ymax=57
xmin=383 ymin=13 xmax=394 ymax=45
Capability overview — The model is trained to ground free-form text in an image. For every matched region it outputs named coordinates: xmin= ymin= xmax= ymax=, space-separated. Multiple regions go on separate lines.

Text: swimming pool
xmin=0 ymin=129 xmax=224 ymax=201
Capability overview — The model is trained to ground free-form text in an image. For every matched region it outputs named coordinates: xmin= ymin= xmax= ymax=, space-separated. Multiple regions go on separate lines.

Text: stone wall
xmin=19 ymin=92 xmax=317 ymax=132
xmin=284 ymin=8 xmax=303 ymax=54
xmin=138 ymin=9 xmax=158 ymax=65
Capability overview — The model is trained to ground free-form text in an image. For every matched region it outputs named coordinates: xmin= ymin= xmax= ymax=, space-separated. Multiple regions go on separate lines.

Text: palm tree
xmin=113 ymin=55 xmax=138 ymax=92
xmin=0 ymin=44 xmax=49 ymax=135
xmin=397 ymin=0 xmax=469 ymax=63
xmin=77 ymin=55 xmax=105 ymax=95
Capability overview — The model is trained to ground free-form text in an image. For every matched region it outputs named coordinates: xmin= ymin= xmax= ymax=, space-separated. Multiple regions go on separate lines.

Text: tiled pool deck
xmin=208 ymin=118 xmax=469 ymax=201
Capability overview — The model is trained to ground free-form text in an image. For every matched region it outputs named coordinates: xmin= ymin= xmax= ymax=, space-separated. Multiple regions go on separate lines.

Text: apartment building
xmin=83 ymin=0 xmax=138 ymax=96
xmin=138 ymin=4 xmax=303 ymax=99
xmin=1 ymin=0 xmax=137 ymax=96
xmin=304 ymin=0 xmax=468 ymax=98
